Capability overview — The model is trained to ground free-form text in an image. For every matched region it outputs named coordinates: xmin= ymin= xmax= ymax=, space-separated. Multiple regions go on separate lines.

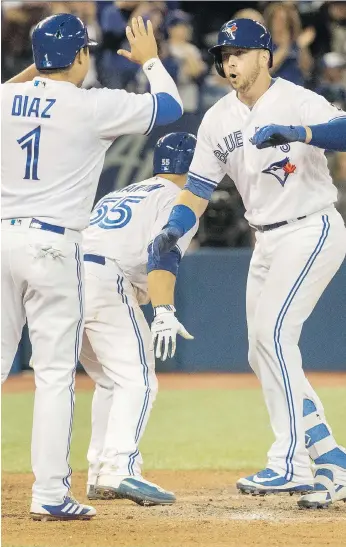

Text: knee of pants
xmin=84 ymin=361 xmax=114 ymax=390
xmin=33 ymin=366 xmax=77 ymax=388
xmin=254 ymin=319 xmax=298 ymax=352
xmin=96 ymin=375 xmax=114 ymax=392
xmin=247 ymin=339 xmax=258 ymax=374
xmin=125 ymin=373 xmax=158 ymax=396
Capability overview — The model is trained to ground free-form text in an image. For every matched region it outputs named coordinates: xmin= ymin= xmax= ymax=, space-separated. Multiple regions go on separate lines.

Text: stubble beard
xmin=237 ymin=62 xmax=261 ymax=94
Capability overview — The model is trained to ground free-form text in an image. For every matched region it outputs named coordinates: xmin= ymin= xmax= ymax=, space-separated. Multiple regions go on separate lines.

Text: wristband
xmin=154 ymin=305 xmax=176 ymax=316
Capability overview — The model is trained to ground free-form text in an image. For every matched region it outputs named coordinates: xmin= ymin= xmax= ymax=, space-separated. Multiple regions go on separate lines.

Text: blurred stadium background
xmin=3 ymin=0 xmax=346 ymax=375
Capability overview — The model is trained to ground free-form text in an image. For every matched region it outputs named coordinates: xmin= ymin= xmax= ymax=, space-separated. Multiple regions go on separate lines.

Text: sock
xmin=303 ymin=398 xmax=346 ymax=470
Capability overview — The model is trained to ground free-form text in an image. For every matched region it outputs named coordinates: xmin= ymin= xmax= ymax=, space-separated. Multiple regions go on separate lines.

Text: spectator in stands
xmin=66 ymin=2 xmax=101 ymax=88
xmin=97 ymin=1 xmax=139 ymax=89
xmin=1 ymin=1 xmax=48 ymax=81
xmin=200 ymin=65 xmax=229 ymax=111
xmin=165 ymin=10 xmax=206 ymax=113
xmin=48 ymin=1 xmax=72 ymax=15
xmin=264 ymin=2 xmax=315 ymax=86
xmin=325 ymin=1 xmax=346 ymax=56
xmin=97 ymin=1 xmax=166 ymax=89
xmin=232 ymin=7 xmax=265 ymax=25
xmin=310 ymin=1 xmax=346 ymax=58
xmin=315 ymin=52 xmax=346 ymax=110
xmin=332 ymin=152 xmax=346 ymax=223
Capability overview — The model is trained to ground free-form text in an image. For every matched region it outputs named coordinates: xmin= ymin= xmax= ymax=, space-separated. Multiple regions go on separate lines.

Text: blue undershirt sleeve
xmin=145 ymin=93 xmax=183 ymax=134
xmin=309 ymin=116 xmax=346 ymax=152
xmin=184 ymin=171 xmax=218 ymax=200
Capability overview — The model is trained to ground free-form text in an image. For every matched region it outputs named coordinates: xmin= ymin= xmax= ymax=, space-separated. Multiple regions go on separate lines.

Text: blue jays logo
xmin=262 ymin=157 xmax=296 ymax=187
xmin=224 ymin=23 xmax=238 ymax=40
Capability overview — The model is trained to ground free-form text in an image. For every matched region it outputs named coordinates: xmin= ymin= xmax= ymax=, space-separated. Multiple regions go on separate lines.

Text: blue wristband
xmin=165 ymin=204 xmax=196 ymax=237
xmin=295 ymin=126 xmax=307 ymax=142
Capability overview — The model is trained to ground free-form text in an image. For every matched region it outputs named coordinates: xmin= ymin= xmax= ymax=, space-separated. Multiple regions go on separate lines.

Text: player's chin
xmin=228 ymin=75 xmax=240 ymax=88
xmin=229 ymin=80 xmax=239 ymax=90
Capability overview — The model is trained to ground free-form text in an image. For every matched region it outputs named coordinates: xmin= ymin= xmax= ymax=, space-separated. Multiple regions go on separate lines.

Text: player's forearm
xmin=148 ymin=270 xmax=176 ymax=307
xmin=143 ymin=57 xmax=183 ymax=115
xmin=6 ymin=64 xmax=39 ymax=83
xmin=303 ymin=117 xmax=346 ymax=152
xmin=175 ymin=189 xmax=209 ymax=218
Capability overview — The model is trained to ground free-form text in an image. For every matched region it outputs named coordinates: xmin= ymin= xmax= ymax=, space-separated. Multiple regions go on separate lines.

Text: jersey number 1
xmin=17 ymin=125 xmax=41 ymax=180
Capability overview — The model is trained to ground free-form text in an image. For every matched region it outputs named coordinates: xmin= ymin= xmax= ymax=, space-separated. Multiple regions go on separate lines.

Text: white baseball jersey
xmin=1 ymin=78 xmax=158 ymax=231
xmin=83 ymin=176 xmax=198 ymax=299
xmin=188 ymin=78 xmax=346 ymax=225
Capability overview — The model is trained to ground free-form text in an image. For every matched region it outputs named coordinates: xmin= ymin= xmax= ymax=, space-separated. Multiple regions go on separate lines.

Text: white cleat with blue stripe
xmin=94 ymin=475 xmax=176 ymax=506
xmin=30 ymin=496 xmax=96 ymax=521
xmin=298 ymin=467 xmax=346 ymax=509
xmin=236 ymin=468 xmax=314 ymax=496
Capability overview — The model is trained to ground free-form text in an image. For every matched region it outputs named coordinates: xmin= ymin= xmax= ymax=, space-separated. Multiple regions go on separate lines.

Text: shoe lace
xmin=66 ymin=491 xmax=79 ymax=504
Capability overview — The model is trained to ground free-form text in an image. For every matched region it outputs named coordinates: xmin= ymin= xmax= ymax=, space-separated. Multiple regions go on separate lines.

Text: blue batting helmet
xmin=153 ymin=132 xmax=197 ymax=175
xmin=209 ymin=18 xmax=273 ymax=78
xmin=32 ymin=13 xmax=97 ymax=70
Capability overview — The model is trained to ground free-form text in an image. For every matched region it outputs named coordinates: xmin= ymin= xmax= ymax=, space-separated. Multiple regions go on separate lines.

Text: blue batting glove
xmin=151 ymin=226 xmax=181 ymax=263
xmin=250 ymin=125 xmax=306 ymax=149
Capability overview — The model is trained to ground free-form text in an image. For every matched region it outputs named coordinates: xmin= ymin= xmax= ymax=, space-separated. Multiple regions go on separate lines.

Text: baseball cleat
xmin=95 ymin=475 xmax=176 ymax=506
xmin=86 ymin=485 xmax=99 ymax=501
xmin=30 ymin=496 xmax=96 ymax=521
xmin=298 ymin=467 xmax=346 ymax=509
xmin=236 ymin=468 xmax=313 ymax=495
xmin=87 ymin=484 xmax=116 ymax=501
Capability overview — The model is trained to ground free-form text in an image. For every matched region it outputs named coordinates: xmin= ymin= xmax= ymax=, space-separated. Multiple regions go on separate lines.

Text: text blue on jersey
xmin=12 ymin=95 xmax=56 ymax=118
xmin=17 ymin=126 xmax=41 ymax=180
xmin=90 ymin=196 xmax=146 ymax=230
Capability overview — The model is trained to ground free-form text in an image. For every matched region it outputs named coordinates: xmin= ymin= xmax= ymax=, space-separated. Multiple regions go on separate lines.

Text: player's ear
xmin=260 ymin=50 xmax=270 ymax=69
xmin=74 ymin=50 xmax=82 ymax=66
xmin=76 ymin=48 xmax=87 ymax=65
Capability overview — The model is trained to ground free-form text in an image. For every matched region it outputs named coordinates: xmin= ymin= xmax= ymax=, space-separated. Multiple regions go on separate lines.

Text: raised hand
xmin=117 ymin=16 xmax=158 ymax=65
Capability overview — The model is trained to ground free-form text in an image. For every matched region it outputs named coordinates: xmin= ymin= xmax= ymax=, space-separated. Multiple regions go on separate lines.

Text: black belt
xmin=84 ymin=254 xmax=106 ymax=265
xmin=253 ymin=216 xmax=306 ymax=233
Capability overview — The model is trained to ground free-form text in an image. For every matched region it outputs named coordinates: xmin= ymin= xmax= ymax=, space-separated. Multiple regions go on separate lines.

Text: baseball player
xmin=80 ymin=132 xmax=197 ymax=506
xmin=1 ymin=13 xmax=183 ymax=520
xmin=151 ymin=18 xmax=346 ymax=509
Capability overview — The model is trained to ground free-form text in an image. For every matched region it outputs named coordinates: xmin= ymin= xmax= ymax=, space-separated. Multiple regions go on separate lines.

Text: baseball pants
xmin=1 ymin=219 xmax=84 ymax=504
xmin=246 ymin=206 xmax=346 ymax=481
xmin=80 ymin=258 xmax=157 ymax=485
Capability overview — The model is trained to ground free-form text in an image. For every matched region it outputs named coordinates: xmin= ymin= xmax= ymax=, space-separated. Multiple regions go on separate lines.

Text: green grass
xmin=2 ymin=387 xmax=346 ymax=473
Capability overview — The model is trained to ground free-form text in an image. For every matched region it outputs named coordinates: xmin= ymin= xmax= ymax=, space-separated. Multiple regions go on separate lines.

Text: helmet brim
xmin=208 ymin=44 xmax=222 ymax=55
xmin=86 ymin=38 xmax=98 ymax=48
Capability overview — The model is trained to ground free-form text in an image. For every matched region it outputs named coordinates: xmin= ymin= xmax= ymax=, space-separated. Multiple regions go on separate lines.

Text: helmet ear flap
xmin=215 ymin=58 xmax=226 ymax=78
xmin=215 ymin=55 xmax=226 ymax=78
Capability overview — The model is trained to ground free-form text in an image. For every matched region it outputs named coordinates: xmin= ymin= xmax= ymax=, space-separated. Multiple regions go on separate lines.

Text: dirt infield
xmin=2 ymin=372 xmax=346 ymax=546
xmin=3 ymin=371 xmax=346 ymax=393
xmin=2 ymin=471 xmax=346 ymax=547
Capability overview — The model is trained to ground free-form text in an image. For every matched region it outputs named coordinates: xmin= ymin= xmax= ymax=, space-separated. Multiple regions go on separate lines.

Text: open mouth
xmin=230 ymin=73 xmax=237 ymax=80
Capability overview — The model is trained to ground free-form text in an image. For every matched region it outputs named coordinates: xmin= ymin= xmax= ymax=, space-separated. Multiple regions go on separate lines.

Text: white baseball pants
xmin=1 ymin=219 xmax=84 ymax=504
xmin=80 ymin=258 xmax=157 ymax=485
xmin=247 ymin=206 xmax=346 ymax=481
